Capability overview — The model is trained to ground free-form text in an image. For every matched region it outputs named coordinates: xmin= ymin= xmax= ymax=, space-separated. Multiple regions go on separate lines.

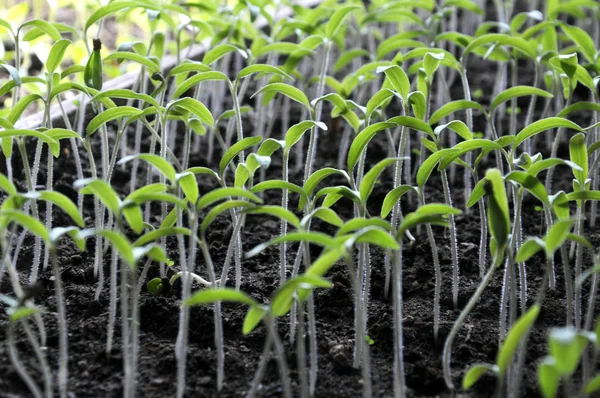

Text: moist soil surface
xmin=0 ymin=55 xmax=598 ymax=398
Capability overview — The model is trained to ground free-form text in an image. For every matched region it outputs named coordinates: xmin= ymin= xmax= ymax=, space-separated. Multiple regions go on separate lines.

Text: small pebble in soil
xmin=328 ymin=342 xmax=353 ymax=371
xmin=198 ymin=376 xmax=211 ymax=385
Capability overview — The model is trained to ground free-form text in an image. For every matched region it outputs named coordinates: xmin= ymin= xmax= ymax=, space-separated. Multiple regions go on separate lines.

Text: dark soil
xmin=0 ymin=53 xmax=599 ymax=398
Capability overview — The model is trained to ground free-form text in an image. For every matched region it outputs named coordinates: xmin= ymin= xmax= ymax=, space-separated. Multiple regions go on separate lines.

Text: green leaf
xmin=377 ymin=65 xmax=410 ymax=99
xmin=118 ymin=153 xmax=177 ymax=183
xmin=0 ymin=129 xmax=59 ymax=157
xmin=285 ymin=121 xmax=326 ymax=153
xmin=554 ymin=53 xmax=578 ymax=79
xmin=490 ymin=86 xmax=553 ymax=114
xmin=0 ymin=173 xmax=17 ymax=196
xmin=306 ymin=247 xmax=345 ymax=278
xmin=504 ymin=171 xmax=548 ymax=205
xmin=429 ymin=100 xmax=487 ymax=125
xmin=347 ymin=122 xmax=397 ymax=172
xmin=252 ymin=82 xmax=311 ymax=110
xmin=244 ymin=206 xmax=301 ymax=230
xmin=46 ymin=39 xmax=71 ymax=74
xmin=185 ymin=288 xmax=257 ymax=307
xmin=301 ymin=168 xmax=350 ymax=209
xmin=237 ymin=64 xmax=293 ymax=81
xmin=201 ymin=201 xmax=254 ymax=234
xmin=464 ymin=33 xmax=536 ymax=60
xmin=105 ymin=51 xmax=160 ymax=74
xmin=49 ymin=227 xmax=85 ymax=251
xmin=91 ymin=89 xmax=161 ymax=109
xmin=485 ymin=169 xmax=510 ymax=253
xmin=132 ymin=243 xmax=167 ymax=264
xmin=463 ymin=364 xmax=498 ymax=389
xmin=366 ymin=89 xmax=397 ymax=119
xmin=168 ymin=61 xmax=211 ymax=76
xmin=9 ymin=306 xmax=41 ymax=323
xmin=147 ymin=277 xmax=165 ymax=295
xmin=549 ymin=327 xmax=588 ymax=376
xmin=0 ymin=62 xmax=21 ymax=87
xmin=85 ymin=1 xmax=157 ymax=33
xmin=360 ymin=158 xmax=400 ymax=203
xmin=168 ymin=97 xmax=214 ymax=125
xmin=220 ymin=136 xmax=263 ymax=176
xmin=545 ymin=219 xmax=575 ymax=256
xmin=444 ymin=0 xmax=484 ymax=15
xmin=302 ymin=207 xmax=343 ymax=228
xmin=7 ymin=93 xmax=43 ymax=125
xmin=19 ymin=19 xmax=60 ymax=40
xmin=434 ymin=120 xmax=473 ymax=141
xmin=566 ymin=191 xmax=600 ymax=201
xmin=381 ymin=185 xmax=419 ymax=218
xmin=538 ymin=357 xmax=559 ymax=398
xmin=196 ymin=187 xmax=262 ymax=209
xmin=515 ymin=238 xmax=545 ymax=263
xmin=87 ymin=106 xmax=140 ymax=136
xmin=334 ymin=49 xmax=370 ymax=72
xmin=423 ymin=52 xmax=444 ymax=78
xmin=133 ymin=227 xmax=190 ymax=247
xmin=527 ymin=158 xmax=581 ymax=177
xmin=351 ymin=227 xmax=400 ymax=250
xmin=558 ymin=101 xmax=600 ymax=118
xmin=121 ymin=203 xmax=144 ymax=234
xmin=0 ymin=209 xmax=49 ymax=243
xmin=569 ymin=133 xmax=588 ymax=184
xmin=325 ymin=5 xmax=360 ymax=39
xmin=514 ymin=117 xmax=584 ymax=149
xmin=203 ymin=44 xmax=247 ymax=65
xmin=171 ymin=71 xmax=229 ymax=99
xmin=497 ymin=305 xmax=540 ymax=375
xmin=416 ymin=148 xmax=455 ymax=187
xmin=585 ymin=375 xmax=600 ymax=395
xmin=246 ymin=232 xmax=338 ymax=259
xmin=176 ymin=172 xmax=199 ymax=205
xmin=185 ymin=167 xmax=220 ymax=183
xmin=22 ymin=191 xmax=84 ymax=227
xmin=251 ymin=180 xmax=308 ymax=204
xmin=273 ymin=274 xmax=332 ymax=318
xmin=243 ymin=305 xmax=267 ymax=335
xmin=337 ymin=217 xmax=394 ymax=235
xmin=74 ymin=179 xmax=121 ymax=216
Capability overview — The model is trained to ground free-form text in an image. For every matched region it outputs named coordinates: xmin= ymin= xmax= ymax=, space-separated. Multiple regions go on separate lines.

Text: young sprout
xmin=443 ymin=168 xmax=510 ymax=391
xmin=184 ymin=272 xmax=333 ymax=398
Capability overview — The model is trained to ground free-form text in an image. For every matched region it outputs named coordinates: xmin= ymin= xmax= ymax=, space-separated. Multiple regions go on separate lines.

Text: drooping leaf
xmin=497 ymin=305 xmax=540 ymax=375
xmin=185 ymin=288 xmax=257 ymax=307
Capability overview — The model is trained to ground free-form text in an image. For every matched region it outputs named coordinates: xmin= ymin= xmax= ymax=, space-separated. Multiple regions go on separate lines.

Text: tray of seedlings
xmin=1 ymin=0 xmax=600 ymax=397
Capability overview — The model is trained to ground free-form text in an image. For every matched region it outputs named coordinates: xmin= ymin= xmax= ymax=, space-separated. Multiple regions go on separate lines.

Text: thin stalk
xmin=441 ymin=168 xmax=460 ymax=308
xmin=545 ymin=87 xmax=573 ymax=192
xmin=391 ymin=249 xmax=406 ymax=398
xmin=268 ymin=318 xmax=292 ymax=398
xmin=459 ymin=66 xmax=474 ymax=207
xmin=560 ymin=245 xmax=574 ymax=326
xmin=443 ymin=256 xmax=501 ymax=390
xmin=303 ymin=41 xmax=331 ymax=181
xmin=297 ymin=302 xmax=309 ymax=398
xmin=121 ymin=255 xmax=132 ymax=398
xmin=8 ymin=323 xmax=43 ymax=398
xmin=281 ymin=152 xmax=290 ymax=286
xmin=574 ymin=203 xmax=585 ymax=329
xmin=106 ymin=246 xmax=119 ymax=355
xmin=176 ymin=212 xmax=200 ymax=398
xmin=246 ymin=329 xmax=274 ymax=398
xmin=419 ymin=190 xmax=443 ymax=341
xmin=51 ymin=248 xmax=68 ymax=398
